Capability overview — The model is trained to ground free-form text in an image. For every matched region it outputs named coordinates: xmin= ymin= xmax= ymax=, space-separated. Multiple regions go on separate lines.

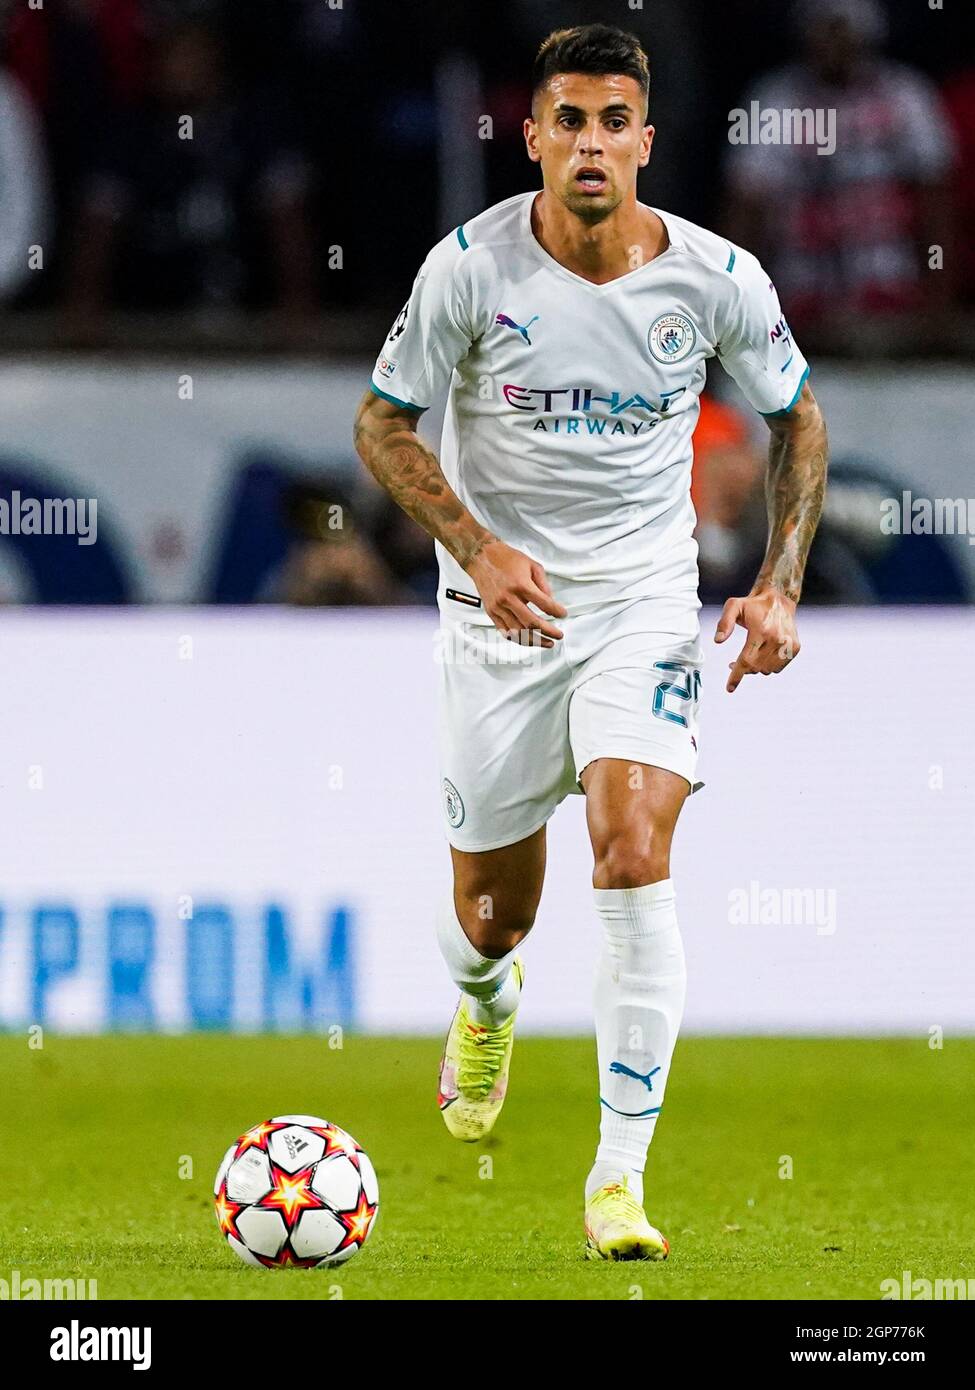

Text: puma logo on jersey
xmin=496 ymin=313 xmax=539 ymax=345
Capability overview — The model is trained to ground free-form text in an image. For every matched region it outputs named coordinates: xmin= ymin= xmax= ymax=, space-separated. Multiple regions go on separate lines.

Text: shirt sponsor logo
xmin=769 ymin=314 xmax=794 ymax=370
xmin=648 ymin=312 xmax=697 ymax=364
xmin=501 ymin=383 xmax=687 ymax=431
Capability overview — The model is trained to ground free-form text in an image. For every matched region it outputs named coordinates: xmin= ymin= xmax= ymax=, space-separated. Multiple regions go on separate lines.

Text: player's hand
xmin=465 ymin=540 xmax=567 ymax=647
xmin=715 ymin=587 xmax=799 ymax=693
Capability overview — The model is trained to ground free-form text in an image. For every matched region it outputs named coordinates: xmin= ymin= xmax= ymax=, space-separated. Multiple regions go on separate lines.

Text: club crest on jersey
xmin=443 ymin=778 xmax=465 ymax=828
xmin=648 ymin=312 xmax=696 ymax=364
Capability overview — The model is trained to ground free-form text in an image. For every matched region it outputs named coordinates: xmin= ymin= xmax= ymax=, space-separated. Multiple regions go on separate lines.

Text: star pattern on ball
xmin=257 ymin=1245 xmax=323 ymax=1270
xmin=315 ymin=1124 xmax=362 ymax=1162
xmin=259 ymin=1166 xmax=325 ymax=1225
xmin=335 ymin=1189 xmax=378 ymax=1252
xmin=234 ymin=1119 xmax=285 ymax=1157
xmin=214 ymin=1186 xmax=243 ymax=1242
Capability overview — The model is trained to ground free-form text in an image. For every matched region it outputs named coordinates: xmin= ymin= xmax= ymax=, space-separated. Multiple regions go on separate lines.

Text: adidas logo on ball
xmin=284 ymin=1134 xmax=308 ymax=1161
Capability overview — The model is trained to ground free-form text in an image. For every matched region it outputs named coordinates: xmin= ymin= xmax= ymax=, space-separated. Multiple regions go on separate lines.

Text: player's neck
xmin=530 ymin=190 xmax=669 ymax=285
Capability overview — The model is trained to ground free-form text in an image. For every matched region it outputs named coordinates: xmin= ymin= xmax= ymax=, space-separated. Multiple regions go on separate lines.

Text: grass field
xmin=2 ymin=1035 xmax=972 ymax=1301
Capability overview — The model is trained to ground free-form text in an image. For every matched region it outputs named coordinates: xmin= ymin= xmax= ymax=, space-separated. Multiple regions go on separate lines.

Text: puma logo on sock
xmin=609 ymin=1061 xmax=661 ymax=1092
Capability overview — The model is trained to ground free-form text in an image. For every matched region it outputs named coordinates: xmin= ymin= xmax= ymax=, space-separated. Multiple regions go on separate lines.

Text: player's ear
xmin=639 ymin=124 xmax=655 ymax=167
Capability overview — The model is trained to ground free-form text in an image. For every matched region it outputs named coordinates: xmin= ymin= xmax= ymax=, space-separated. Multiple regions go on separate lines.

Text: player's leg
xmin=435 ymin=614 xmax=574 ymax=1140
xmin=440 ymin=829 xmax=545 ymax=1028
xmin=436 ymin=829 xmax=546 ymax=1140
xmin=444 ymin=828 xmax=546 ymax=1013
xmin=580 ymin=757 xmax=689 ymax=1259
xmin=587 ymin=761 xmax=687 ymax=1169
xmin=568 ymin=610 xmax=702 ymax=1259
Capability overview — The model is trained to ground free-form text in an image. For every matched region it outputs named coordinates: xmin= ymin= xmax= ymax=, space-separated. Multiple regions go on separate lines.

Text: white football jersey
xmin=370 ymin=190 xmax=809 ymax=621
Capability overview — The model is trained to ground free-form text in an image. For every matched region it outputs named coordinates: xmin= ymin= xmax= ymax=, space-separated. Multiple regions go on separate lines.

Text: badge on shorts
xmin=648 ymin=312 xmax=696 ymax=364
xmin=443 ymin=778 xmax=465 ymax=828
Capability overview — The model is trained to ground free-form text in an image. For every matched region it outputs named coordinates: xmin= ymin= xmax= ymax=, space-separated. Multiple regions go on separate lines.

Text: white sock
xmin=586 ymin=879 xmax=686 ymax=1207
xmin=436 ymin=896 xmax=521 ymax=1027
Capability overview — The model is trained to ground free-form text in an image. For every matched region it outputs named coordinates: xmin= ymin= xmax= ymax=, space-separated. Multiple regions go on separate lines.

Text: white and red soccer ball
xmin=214 ymin=1115 xmax=378 ymax=1268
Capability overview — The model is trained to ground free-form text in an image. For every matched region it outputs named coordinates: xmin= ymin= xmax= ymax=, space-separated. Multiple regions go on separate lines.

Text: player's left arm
xmin=715 ymin=380 xmax=828 ymax=692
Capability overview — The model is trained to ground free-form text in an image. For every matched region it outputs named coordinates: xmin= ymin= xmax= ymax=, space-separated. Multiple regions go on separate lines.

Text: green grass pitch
xmin=2 ymin=1035 xmax=972 ymax=1300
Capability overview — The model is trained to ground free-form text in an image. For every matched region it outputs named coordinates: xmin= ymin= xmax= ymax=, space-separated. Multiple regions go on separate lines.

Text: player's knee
xmin=592 ymin=829 xmax=670 ymax=889
xmin=455 ymin=891 xmax=536 ymax=954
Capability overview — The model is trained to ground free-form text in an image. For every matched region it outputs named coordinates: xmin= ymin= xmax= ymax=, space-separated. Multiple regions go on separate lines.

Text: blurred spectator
xmin=693 ymin=392 xmax=878 ymax=603
xmin=722 ymin=0 xmax=957 ymax=335
xmin=0 ymin=65 xmax=48 ymax=302
xmin=5 ymin=0 xmax=147 ymax=113
xmin=263 ymin=481 xmax=414 ymax=607
xmin=691 ymin=394 xmax=763 ymax=597
xmin=4 ymin=0 xmax=147 ymax=306
xmin=62 ymin=17 xmax=316 ymax=329
xmin=371 ymin=496 xmax=439 ymax=603
xmin=941 ymin=67 xmax=975 ymax=306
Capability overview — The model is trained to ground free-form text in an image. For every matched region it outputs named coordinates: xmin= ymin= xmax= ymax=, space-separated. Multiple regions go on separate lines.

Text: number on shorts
xmin=652 ymin=662 xmax=701 ymax=727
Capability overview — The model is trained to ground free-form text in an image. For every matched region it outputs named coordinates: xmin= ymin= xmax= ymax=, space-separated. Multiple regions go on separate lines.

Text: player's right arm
xmin=353 ymin=230 xmax=565 ymax=644
xmin=353 ymin=390 xmax=565 ymax=644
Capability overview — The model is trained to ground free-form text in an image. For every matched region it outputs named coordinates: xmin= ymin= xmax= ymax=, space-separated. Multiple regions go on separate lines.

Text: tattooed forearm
xmin=352 ymin=390 xmax=496 ymax=569
xmin=754 ymin=382 xmax=828 ymax=603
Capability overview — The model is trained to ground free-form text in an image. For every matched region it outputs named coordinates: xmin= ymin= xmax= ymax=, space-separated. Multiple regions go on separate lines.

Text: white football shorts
xmin=437 ymin=594 xmax=703 ymax=853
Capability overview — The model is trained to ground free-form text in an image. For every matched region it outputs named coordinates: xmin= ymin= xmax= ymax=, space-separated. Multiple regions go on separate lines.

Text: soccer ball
xmin=214 ymin=1115 xmax=379 ymax=1268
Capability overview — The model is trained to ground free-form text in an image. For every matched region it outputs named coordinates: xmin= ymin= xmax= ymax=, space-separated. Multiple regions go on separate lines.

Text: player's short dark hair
xmin=531 ymin=24 xmax=650 ymax=118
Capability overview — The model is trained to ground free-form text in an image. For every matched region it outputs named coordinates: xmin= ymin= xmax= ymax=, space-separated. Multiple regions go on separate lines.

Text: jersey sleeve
xmin=370 ymin=229 xmax=474 ymax=413
xmin=716 ymin=246 xmax=810 ymax=417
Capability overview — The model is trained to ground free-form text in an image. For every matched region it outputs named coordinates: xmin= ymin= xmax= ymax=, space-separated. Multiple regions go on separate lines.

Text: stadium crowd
xmin=0 ymin=0 xmax=972 ymax=607
xmin=1 ymin=0 xmax=972 ymax=337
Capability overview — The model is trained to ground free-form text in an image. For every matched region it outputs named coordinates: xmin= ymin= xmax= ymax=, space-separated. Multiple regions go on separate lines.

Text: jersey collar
xmin=521 ymin=190 xmax=681 ymax=294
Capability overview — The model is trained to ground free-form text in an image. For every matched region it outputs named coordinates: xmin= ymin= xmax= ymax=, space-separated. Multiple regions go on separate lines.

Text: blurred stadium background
xmin=1 ymin=0 xmax=973 ymax=1040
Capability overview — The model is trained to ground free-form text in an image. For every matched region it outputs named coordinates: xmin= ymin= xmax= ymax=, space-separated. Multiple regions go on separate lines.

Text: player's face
xmin=524 ymin=73 xmax=653 ymax=223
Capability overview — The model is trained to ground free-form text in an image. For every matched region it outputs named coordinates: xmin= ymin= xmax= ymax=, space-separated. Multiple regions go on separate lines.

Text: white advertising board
xmin=0 ymin=607 xmax=971 ymax=1035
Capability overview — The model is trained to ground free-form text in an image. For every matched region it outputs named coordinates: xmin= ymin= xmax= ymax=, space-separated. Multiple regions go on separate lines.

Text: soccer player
xmin=353 ymin=24 xmax=827 ymax=1261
